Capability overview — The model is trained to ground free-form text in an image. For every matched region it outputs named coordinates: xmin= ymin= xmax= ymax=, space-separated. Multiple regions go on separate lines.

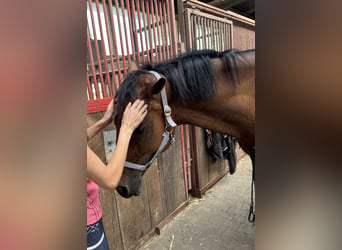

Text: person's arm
xmin=87 ymin=99 xmax=114 ymax=141
xmin=87 ymin=100 xmax=147 ymax=189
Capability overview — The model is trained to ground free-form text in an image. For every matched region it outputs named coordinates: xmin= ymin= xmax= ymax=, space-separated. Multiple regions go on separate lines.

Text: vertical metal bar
xmin=205 ymin=18 xmax=208 ymax=49
xmin=88 ymin=0 xmax=106 ymax=98
xmin=201 ymin=17 xmax=205 ymax=50
xmin=158 ymin=0 xmax=166 ymax=60
xmin=207 ymin=19 xmax=210 ymax=49
xmin=136 ymin=0 xmax=145 ymax=62
xmin=184 ymin=9 xmax=192 ymax=51
xmin=108 ymin=0 xmax=123 ymax=83
xmin=191 ymin=15 xmax=195 ymax=50
xmin=126 ymin=0 xmax=136 ymax=61
xmin=218 ymin=22 xmax=221 ymax=51
xmin=101 ymin=0 xmax=117 ymax=94
xmin=153 ymin=0 xmax=162 ymax=62
xmin=140 ymin=0 xmax=150 ymax=62
xmin=161 ymin=0 xmax=170 ymax=59
xmin=215 ymin=21 xmax=218 ymax=51
xmin=197 ymin=16 xmax=202 ymax=50
xmin=230 ymin=23 xmax=233 ymax=48
xmin=219 ymin=22 xmax=222 ymax=51
xmin=87 ymin=27 xmax=100 ymax=100
xmin=177 ymin=0 xmax=185 ymax=44
xmin=136 ymin=0 xmax=145 ymax=63
xmin=220 ymin=22 xmax=223 ymax=51
xmin=150 ymin=0 xmax=159 ymax=63
xmin=210 ymin=20 xmax=215 ymax=49
xmin=196 ymin=16 xmax=200 ymax=50
xmin=131 ymin=0 xmax=141 ymax=63
xmin=193 ymin=15 xmax=197 ymax=50
xmin=166 ymin=0 xmax=173 ymax=57
xmin=212 ymin=21 xmax=216 ymax=50
xmin=227 ymin=23 xmax=230 ymax=50
xmin=120 ymin=0 xmax=131 ymax=64
xmin=185 ymin=125 xmax=192 ymax=189
xmin=95 ymin=0 xmax=111 ymax=97
xmin=190 ymin=126 xmax=201 ymax=197
xmin=198 ymin=17 xmax=202 ymax=49
xmin=114 ymin=0 xmax=127 ymax=74
xmin=86 ymin=68 xmax=93 ymax=100
xmin=221 ymin=23 xmax=226 ymax=51
xmin=223 ymin=23 xmax=226 ymax=50
xmin=169 ymin=0 xmax=178 ymax=56
xmin=180 ymin=125 xmax=189 ymax=200
xmin=146 ymin=1 xmax=154 ymax=64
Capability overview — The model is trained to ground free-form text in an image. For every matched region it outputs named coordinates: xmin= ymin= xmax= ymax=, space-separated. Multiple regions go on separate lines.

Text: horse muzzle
xmin=116 ymin=180 xmax=142 ymax=198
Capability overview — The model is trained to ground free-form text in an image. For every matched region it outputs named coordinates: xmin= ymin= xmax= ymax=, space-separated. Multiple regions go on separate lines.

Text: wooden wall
xmin=233 ymin=19 xmax=255 ymax=50
xmin=87 ymin=112 xmax=187 ymax=250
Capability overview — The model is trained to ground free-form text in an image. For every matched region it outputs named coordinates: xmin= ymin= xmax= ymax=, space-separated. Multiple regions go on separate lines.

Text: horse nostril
xmin=117 ymin=186 xmax=130 ymax=198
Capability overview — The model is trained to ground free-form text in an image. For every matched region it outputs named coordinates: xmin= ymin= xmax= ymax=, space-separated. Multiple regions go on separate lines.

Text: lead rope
xmin=248 ymin=146 xmax=255 ymax=225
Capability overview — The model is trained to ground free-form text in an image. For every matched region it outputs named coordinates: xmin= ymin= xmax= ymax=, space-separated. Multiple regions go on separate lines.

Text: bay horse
xmin=113 ymin=49 xmax=255 ymax=199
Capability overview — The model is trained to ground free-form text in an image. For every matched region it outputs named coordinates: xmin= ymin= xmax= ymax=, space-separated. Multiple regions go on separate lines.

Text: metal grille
xmin=87 ymin=0 xmax=177 ymax=113
xmin=185 ymin=8 xmax=233 ymax=51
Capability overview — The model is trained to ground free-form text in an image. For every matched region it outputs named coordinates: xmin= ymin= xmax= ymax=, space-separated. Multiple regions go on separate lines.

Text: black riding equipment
xmin=205 ymin=129 xmax=237 ymax=174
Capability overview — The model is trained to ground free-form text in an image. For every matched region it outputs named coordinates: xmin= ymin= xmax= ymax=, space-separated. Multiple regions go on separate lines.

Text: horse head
xmin=113 ymin=62 xmax=175 ymax=198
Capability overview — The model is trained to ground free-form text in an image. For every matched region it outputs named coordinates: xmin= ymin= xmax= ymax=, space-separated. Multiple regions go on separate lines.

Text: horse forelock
xmin=115 ymin=70 xmax=146 ymax=122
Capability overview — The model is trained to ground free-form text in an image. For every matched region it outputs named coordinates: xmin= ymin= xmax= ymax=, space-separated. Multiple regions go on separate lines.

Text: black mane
xmin=115 ymin=49 xmax=253 ymax=118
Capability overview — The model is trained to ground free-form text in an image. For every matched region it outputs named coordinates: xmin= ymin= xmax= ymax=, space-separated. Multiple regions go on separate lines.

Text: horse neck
xmin=168 ymin=57 xmax=255 ymax=146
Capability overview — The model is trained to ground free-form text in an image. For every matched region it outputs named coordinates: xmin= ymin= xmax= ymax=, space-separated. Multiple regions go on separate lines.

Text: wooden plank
xmin=115 ymin=177 xmax=153 ymax=250
xmin=218 ymin=158 xmax=228 ymax=174
xmin=172 ymin=128 xmax=188 ymax=210
xmin=115 ymin=193 xmax=136 ymax=250
xmin=99 ymin=189 xmax=124 ymax=250
xmin=196 ymin=127 xmax=209 ymax=189
xmin=158 ymin=127 xmax=187 ymax=214
xmin=144 ymin=161 xmax=167 ymax=226
xmin=158 ymin=146 xmax=177 ymax=215
xmin=131 ymin=176 xmax=152 ymax=239
xmin=208 ymin=155 xmax=219 ymax=182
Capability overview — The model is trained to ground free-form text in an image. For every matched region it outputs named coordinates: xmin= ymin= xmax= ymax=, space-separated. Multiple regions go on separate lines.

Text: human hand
xmin=102 ymin=99 xmax=114 ymax=123
xmin=121 ymin=100 xmax=148 ymax=133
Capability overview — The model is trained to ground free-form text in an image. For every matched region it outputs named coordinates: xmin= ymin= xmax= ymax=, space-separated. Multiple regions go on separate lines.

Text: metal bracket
xmin=103 ymin=130 xmax=116 ymax=163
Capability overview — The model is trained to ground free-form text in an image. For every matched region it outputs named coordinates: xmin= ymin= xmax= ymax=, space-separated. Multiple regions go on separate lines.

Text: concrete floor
xmin=140 ymin=150 xmax=255 ymax=250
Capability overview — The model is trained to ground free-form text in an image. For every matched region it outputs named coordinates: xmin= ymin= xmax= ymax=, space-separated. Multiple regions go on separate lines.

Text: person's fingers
xmin=135 ymin=100 xmax=145 ymax=111
xmin=138 ymin=105 xmax=148 ymax=116
xmin=141 ymin=104 xmax=148 ymax=112
xmin=131 ymin=99 xmax=141 ymax=109
xmin=125 ymin=102 xmax=132 ymax=112
xmin=141 ymin=110 xmax=148 ymax=119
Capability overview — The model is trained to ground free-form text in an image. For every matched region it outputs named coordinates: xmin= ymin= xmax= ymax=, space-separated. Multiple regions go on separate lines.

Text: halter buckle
xmin=164 ymin=105 xmax=172 ymax=116
xmin=165 ymin=125 xmax=173 ymax=133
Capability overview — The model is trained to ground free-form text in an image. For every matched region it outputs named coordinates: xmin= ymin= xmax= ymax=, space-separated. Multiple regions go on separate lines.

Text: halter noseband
xmin=124 ymin=71 xmax=177 ymax=172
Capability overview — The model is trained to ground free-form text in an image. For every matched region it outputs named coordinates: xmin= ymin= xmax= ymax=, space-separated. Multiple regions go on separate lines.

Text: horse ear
xmin=151 ymin=78 xmax=165 ymax=95
xmin=127 ymin=62 xmax=139 ymax=73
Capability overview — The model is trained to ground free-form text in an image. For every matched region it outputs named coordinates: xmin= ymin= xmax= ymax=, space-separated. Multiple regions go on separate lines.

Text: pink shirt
xmin=87 ymin=178 xmax=102 ymax=225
